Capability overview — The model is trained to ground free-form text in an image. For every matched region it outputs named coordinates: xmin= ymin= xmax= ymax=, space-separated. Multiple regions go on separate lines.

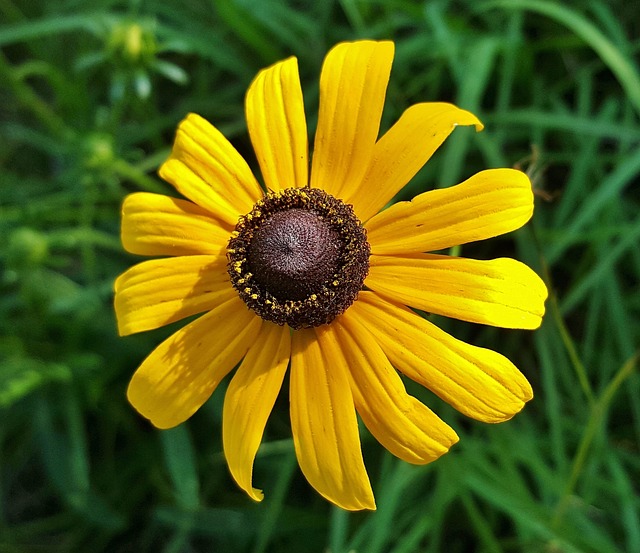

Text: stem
xmin=550 ymin=292 xmax=595 ymax=406
xmin=553 ymin=352 xmax=638 ymax=527
xmin=0 ymin=50 xmax=72 ymax=140
xmin=111 ymin=158 xmax=168 ymax=194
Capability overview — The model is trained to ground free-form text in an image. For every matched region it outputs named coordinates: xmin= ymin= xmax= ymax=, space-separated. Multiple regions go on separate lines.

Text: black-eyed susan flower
xmin=115 ymin=40 xmax=547 ymax=511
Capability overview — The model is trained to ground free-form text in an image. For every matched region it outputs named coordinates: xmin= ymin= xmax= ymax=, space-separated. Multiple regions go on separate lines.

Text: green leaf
xmin=160 ymin=426 xmax=200 ymax=511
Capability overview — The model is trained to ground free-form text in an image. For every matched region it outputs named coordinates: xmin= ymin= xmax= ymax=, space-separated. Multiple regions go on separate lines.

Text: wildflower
xmin=115 ymin=40 xmax=547 ymax=510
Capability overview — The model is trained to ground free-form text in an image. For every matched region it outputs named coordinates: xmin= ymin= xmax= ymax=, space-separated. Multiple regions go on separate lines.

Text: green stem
xmin=47 ymin=228 xmax=123 ymax=252
xmin=111 ymin=158 xmax=168 ymax=194
xmin=553 ymin=352 xmax=638 ymax=527
xmin=0 ymin=50 xmax=72 ymax=140
xmin=550 ymin=292 xmax=595 ymax=406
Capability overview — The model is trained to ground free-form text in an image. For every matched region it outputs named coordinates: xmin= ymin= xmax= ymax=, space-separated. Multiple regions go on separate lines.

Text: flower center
xmin=249 ymin=208 xmax=341 ymax=301
xmin=227 ymin=188 xmax=370 ymax=329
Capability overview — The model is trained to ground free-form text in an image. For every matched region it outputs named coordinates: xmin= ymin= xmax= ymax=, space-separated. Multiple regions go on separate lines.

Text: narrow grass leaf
xmin=560 ymin=212 xmax=640 ymax=314
xmin=160 ymin=426 xmax=200 ymax=511
xmin=480 ymin=0 xmax=640 ymax=116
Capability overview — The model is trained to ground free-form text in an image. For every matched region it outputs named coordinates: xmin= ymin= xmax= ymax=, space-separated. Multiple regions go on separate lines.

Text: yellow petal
xmin=158 ymin=113 xmax=263 ymax=226
xmin=346 ymin=102 xmax=483 ymax=222
xmin=310 ymin=40 xmax=394 ymax=200
xmin=349 ymin=292 xmax=533 ymax=422
xmin=367 ymin=254 xmax=548 ymax=329
xmin=223 ymin=322 xmax=290 ymax=502
xmin=121 ymin=192 xmax=232 ymax=257
xmin=127 ymin=295 xmax=261 ymax=429
xmin=290 ymin=328 xmax=375 ymax=511
xmin=114 ymin=255 xmax=232 ymax=336
xmin=366 ymin=169 xmax=533 ymax=255
xmin=246 ymin=57 xmax=308 ymax=191
xmin=332 ymin=313 xmax=458 ymax=465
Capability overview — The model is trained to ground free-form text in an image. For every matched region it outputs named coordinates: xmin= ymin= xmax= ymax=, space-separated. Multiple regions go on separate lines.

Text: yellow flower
xmin=114 ymin=40 xmax=547 ymax=511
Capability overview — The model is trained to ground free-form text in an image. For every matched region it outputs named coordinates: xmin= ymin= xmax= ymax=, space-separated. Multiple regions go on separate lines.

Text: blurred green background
xmin=1 ymin=0 xmax=639 ymax=551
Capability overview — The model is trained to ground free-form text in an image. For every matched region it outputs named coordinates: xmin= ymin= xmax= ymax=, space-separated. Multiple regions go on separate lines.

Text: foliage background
xmin=1 ymin=0 xmax=639 ymax=551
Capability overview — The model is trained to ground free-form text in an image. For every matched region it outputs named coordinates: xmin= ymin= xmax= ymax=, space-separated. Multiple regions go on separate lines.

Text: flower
xmin=114 ymin=40 xmax=547 ymax=511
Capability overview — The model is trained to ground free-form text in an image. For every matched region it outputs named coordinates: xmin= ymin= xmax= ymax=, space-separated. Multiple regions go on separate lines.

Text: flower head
xmin=115 ymin=40 xmax=547 ymax=510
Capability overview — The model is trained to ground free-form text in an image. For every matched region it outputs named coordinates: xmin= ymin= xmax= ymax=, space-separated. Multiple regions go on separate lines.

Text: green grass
xmin=1 ymin=0 xmax=639 ymax=551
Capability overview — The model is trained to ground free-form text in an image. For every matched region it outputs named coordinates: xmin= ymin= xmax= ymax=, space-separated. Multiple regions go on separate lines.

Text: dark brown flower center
xmin=227 ymin=188 xmax=370 ymax=329
xmin=248 ymin=208 xmax=341 ymax=301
